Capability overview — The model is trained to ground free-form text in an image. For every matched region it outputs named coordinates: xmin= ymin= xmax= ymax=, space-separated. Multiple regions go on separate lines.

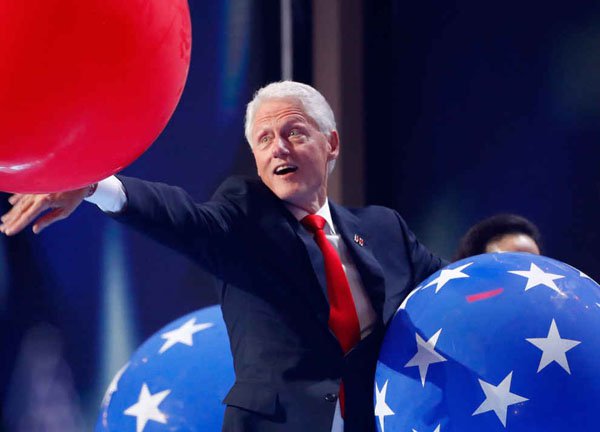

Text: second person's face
xmin=485 ymin=233 xmax=540 ymax=255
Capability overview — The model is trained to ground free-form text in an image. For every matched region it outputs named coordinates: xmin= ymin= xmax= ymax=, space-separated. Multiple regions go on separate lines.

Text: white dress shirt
xmin=84 ymin=175 xmax=127 ymax=212
xmin=86 ymin=176 xmax=378 ymax=431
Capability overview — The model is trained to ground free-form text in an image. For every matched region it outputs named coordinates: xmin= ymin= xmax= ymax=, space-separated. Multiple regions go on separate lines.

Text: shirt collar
xmin=285 ymin=199 xmax=336 ymax=235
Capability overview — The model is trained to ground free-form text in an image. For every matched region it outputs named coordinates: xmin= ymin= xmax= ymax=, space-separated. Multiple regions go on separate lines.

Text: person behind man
xmin=454 ymin=213 xmax=542 ymax=261
xmin=0 ymin=81 xmax=444 ymax=431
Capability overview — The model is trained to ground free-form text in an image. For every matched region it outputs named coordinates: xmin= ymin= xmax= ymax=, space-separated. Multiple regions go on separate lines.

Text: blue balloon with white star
xmin=375 ymin=253 xmax=600 ymax=432
xmin=96 ymin=305 xmax=234 ymax=431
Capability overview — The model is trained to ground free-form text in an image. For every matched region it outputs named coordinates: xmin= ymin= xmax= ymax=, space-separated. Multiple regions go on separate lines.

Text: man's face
xmin=250 ymin=97 xmax=339 ymax=213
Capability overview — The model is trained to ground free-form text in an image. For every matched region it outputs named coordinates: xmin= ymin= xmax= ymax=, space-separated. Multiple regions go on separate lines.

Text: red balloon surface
xmin=0 ymin=0 xmax=191 ymax=193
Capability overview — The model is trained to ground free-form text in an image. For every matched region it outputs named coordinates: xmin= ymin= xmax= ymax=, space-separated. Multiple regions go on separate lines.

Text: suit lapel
xmin=296 ymin=225 xmax=329 ymax=298
xmin=329 ymin=202 xmax=387 ymax=320
xmin=250 ymin=184 xmax=330 ymax=325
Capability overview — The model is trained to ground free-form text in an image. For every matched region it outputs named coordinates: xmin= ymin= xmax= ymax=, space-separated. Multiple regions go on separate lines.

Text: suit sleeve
xmin=394 ymin=211 xmax=448 ymax=286
xmin=109 ymin=175 xmax=243 ymax=275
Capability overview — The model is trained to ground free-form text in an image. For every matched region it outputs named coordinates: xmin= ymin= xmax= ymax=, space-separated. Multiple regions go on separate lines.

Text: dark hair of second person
xmin=454 ymin=214 xmax=542 ymax=261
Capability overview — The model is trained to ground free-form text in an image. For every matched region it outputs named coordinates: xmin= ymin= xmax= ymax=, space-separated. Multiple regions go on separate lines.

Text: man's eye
xmin=289 ymin=129 xmax=303 ymax=138
xmin=258 ymin=135 xmax=271 ymax=146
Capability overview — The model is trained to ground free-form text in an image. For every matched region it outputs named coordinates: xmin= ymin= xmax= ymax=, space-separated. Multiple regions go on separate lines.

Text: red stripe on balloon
xmin=466 ymin=288 xmax=504 ymax=303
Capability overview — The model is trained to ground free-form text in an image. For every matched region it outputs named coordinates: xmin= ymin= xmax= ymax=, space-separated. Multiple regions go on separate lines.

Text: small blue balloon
xmin=375 ymin=253 xmax=600 ymax=432
xmin=96 ymin=305 xmax=234 ymax=431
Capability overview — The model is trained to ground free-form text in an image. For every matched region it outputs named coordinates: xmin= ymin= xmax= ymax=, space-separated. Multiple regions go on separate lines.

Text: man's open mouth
xmin=274 ymin=165 xmax=298 ymax=175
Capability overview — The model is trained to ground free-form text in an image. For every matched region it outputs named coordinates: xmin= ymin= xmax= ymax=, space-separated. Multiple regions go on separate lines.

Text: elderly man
xmin=0 ymin=81 xmax=443 ymax=431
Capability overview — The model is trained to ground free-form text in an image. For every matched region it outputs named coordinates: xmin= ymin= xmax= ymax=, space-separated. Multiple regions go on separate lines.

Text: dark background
xmin=2 ymin=0 xmax=599 ymax=429
xmin=364 ymin=1 xmax=600 ymax=271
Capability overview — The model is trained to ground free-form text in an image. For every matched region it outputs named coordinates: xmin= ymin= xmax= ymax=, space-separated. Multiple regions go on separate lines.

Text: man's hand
xmin=0 ymin=185 xmax=93 ymax=236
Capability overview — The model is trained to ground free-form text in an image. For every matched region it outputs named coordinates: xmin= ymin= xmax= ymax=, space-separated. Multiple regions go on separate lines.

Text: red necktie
xmin=301 ymin=214 xmax=361 ymax=417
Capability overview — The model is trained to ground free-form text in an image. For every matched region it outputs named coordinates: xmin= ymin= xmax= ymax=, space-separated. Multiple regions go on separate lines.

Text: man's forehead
xmin=252 ymin=97 xmax=320 ymax=133
xmin=253 ymin=98 xmax=307 ymax=122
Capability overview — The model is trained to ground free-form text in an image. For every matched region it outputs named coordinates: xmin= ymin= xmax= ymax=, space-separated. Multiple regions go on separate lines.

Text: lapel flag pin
xmin=354 ymin=234 xmax=365 ymax=247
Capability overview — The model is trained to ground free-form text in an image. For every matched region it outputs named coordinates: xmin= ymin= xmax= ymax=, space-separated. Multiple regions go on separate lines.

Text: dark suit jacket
xmin=112 ymin=175 xmax=444 ymax=432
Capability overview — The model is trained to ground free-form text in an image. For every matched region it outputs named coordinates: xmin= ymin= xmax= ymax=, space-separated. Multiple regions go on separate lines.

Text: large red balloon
xmin=0 ymin=0 xmax=191 ymax=193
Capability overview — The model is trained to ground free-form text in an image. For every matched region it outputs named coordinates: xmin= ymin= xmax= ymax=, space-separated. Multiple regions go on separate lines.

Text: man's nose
xmin=272 ymin=137 xmax=290 ymax=158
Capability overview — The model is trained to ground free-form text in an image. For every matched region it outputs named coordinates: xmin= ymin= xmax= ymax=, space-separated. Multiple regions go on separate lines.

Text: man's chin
xmin=275 ymin=190 xmax=299 ymax=203
xmin=273 ymin=188 xmax=305 ymax=207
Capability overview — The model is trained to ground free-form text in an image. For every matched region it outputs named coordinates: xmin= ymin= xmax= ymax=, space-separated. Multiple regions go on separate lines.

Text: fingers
xmin=0 ymin=189 xmax=87 ymax=236
xmin=1 ymin=198 xmax=19 ymax=224
xmin=33 ymin=208 xmax=66 ymax=234
xmin=1 ymin=195 xmax=35 ymax=222
xmin=1 ymin=194 xmax=26 ymax=226
xmin=3 ymin=194 xmax=35 ymax=224
xmin=8 ymin=193 xmax=24 ymax=206
xmin=1 ymin=195 xmax=51 ymax=235
xmin=1 ymin=195 xmax=33 ymax=228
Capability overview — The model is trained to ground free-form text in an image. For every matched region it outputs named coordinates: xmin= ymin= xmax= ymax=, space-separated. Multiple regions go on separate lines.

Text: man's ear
xmin=327 ymin=130 xmax=340 ymax=160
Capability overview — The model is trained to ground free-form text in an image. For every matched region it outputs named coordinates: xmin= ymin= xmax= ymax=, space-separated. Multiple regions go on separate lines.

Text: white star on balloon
xmin=472 ymin=371 xmax=528 ymax=427
xmin=422 ymin=262 xmax=473 ymax=293
xmin=375 ymin=380 xmax=395 ymax=432
xmin=124 ymin=383 xmax=171 ymax=432
xmin=508 ymin=263 xmax=565 ymax=295
xmin=412 ymin=425 xmax=441 ymax=432
xmin=159 ymin=318 xmax=214 ymax=354
xmin=526 ymin=319 xmax=581 ymax=374
xmin=405 ymin=328 xmax=447 ymax=387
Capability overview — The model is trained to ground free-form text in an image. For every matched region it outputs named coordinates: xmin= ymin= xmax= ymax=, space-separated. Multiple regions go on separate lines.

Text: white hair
xmin=244 ymin=81 xmax=337 ymax=146
xmin=244 ymin=81 xmax=338 ymax=173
